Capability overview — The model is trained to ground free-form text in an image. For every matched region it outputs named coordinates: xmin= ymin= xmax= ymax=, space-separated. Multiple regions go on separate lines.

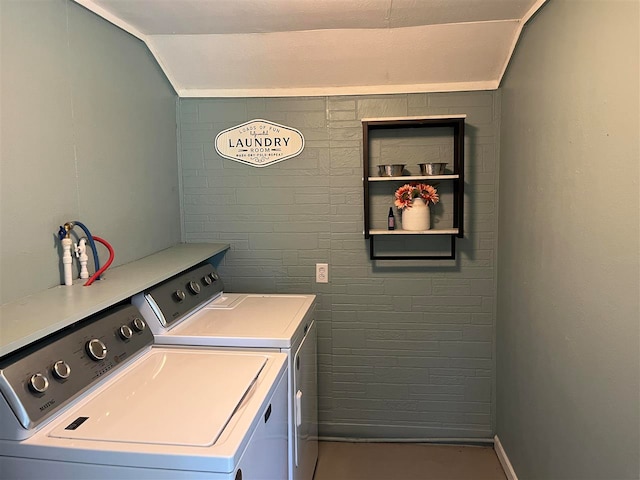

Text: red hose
xmin=84 ymin=236 xmax=114 ymax=286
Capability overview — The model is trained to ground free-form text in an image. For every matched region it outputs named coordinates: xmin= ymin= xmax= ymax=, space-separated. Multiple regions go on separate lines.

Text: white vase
xmin=402 ymin=198 xmax=431 ymax=231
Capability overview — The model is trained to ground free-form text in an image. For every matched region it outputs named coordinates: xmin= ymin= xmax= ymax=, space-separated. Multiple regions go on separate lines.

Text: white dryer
xmin=0 ymin=303 xmax=288 ymax=480
xmin=133 ymin=263 xmax=318 ymax=480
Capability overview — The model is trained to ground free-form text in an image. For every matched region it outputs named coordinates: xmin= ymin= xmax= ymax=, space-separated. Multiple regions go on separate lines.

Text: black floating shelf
xmin=362 ymin=115 xmax=465 ymax=261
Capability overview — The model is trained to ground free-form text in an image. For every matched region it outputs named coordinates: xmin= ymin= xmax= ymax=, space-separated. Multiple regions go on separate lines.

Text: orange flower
xmin=394 ymin=183 xmax=439 ymax=209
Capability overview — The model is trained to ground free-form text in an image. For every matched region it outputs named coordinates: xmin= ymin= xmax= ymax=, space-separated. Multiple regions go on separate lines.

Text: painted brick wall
xmin=179 ymin=92 xmax=500 ymax=439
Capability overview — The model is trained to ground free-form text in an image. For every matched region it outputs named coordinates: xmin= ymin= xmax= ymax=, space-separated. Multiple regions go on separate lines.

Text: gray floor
xmin=313 ymin=441 xmax=507 ymax=480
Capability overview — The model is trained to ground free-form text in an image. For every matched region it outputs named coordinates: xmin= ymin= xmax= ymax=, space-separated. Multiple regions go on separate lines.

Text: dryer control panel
xmin=0 ymin=304 xmax=153 ymax=431
xmin=137 ymin=263 xmax=224 ymax=328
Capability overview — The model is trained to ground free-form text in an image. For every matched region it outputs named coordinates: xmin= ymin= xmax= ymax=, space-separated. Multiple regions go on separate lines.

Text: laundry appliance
xmin=0 ymin=303 xmax=288 ymax=479
xmin=133 ymin=262 xmax=318 ymax=480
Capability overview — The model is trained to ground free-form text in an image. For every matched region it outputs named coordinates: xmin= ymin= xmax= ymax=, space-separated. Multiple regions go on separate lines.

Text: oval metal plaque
xmin=215 ymin=119 xmax=304 ymax=168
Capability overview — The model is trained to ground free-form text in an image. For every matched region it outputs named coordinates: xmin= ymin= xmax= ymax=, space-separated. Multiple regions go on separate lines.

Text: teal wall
xmin=0 ymin=0 xmax=180 ymax=304
xmin=179 ymin=93 xmax=501 ymax=439
xmin=496 ymin=0 xmax=639 ymax=478
xmin=5 ymin=1 xmax=638 ymax=473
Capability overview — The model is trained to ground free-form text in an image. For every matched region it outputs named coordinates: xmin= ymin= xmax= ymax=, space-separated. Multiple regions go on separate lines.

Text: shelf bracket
xmin=369 ymin=235 xmax=456 ymax=260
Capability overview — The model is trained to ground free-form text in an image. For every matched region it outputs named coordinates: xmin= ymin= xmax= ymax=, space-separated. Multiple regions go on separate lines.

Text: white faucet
xmin=75 ymin=238 xmax=89 ymax=279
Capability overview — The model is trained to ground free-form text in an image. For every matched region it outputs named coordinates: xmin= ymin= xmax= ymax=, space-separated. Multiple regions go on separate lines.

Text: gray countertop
xmin=0 ymin=243 xmax=229 ymax=358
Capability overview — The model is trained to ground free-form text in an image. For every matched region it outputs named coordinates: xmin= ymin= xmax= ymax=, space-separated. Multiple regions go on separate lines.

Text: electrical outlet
xmin=316 ymin=263 xmax=328 ymax=283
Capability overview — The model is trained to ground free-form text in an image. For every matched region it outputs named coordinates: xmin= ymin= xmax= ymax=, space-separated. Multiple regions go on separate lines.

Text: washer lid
xmin=49 ymin=350 xmax=266 ymax=447
xmin=170 ymin=295 xmax=312 ymax=346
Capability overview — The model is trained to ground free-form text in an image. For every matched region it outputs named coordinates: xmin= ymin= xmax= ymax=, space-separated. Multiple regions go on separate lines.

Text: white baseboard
xmin=494 ymin=435 xmax=518 ymax=480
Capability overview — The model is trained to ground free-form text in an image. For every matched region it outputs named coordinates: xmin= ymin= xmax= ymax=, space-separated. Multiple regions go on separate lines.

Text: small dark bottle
xmin=387 ymin=207 xmax=395 ymax=230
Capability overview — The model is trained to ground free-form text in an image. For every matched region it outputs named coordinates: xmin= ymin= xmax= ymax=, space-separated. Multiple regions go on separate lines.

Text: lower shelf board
xmin=369 ymin=228 xmax=459 ymax=235
xmin=367 ymin=232 xmax=458 ymax=260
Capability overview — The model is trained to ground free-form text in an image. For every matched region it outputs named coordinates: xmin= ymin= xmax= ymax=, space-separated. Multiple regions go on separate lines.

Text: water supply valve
xmin=75 ymin=238 xmax=89 ymax=279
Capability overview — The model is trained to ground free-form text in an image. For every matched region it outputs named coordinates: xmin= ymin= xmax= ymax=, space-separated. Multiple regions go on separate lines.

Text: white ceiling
xmin=73 ymin=0 xmax=547 ymax=97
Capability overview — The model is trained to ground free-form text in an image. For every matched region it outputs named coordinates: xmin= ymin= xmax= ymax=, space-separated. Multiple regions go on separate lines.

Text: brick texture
xmin=179 ymin=92 xmax=500 ymax=439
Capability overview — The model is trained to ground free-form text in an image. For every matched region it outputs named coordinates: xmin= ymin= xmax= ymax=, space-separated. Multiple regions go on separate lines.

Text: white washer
xmin=133 ymin=263 xmax=318 ymax=480
xmin=0 ymin=303 xmax=288 ymax=479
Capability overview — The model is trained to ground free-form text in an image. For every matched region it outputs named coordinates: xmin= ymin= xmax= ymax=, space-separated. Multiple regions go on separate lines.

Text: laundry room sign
xmin=215 ymin=119 xmax=304 ymax=167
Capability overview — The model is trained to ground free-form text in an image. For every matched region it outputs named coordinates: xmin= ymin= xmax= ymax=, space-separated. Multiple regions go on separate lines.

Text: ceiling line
xmin=497 ymin=0 xmax=548 ymax=86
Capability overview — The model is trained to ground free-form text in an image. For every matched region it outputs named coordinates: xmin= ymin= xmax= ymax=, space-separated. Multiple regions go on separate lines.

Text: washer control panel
xmin=142 ymin=263 xmax=224 ymax=328
xmin=0 ymin=303 xmax=153 ymax=430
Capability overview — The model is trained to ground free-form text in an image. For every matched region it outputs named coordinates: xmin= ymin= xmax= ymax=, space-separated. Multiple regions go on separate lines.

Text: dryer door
xmin=293 ymin=321 xmax=318 ymax=480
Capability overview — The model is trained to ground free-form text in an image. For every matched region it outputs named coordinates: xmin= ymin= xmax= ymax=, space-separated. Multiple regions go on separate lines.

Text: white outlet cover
xmin=316 ymin=263 xmax=328 ymax=283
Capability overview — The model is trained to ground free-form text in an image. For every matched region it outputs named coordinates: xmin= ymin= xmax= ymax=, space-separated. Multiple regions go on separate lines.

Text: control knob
xmin=174 ymin=289 xmax=186 ymax=302
xmin=188 ymin=281 xmax=201 ymax=295
xmin=86 ymin=338 xmax=107 ymax=361
xmin=210 ymin=272 xmax=219 ymax=282
xmin=119 ymin=324 xmax=133 ymax=340
xmin=29 ymin=373 xmax=49 ymax=394
xmin=202 ymin=275 xmax=213 ymax=286
xmin=132 ymin=317 xmax=146 ymax=332
xmin=52 ymin=360 xmax=71 ymax=380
